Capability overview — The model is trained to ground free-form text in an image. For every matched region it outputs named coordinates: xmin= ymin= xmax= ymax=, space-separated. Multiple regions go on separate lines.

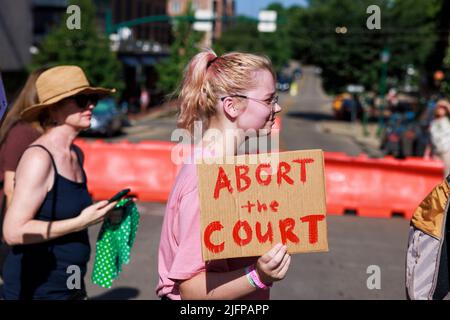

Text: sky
xmin=235 ymin=0 xmax=307 ymax=18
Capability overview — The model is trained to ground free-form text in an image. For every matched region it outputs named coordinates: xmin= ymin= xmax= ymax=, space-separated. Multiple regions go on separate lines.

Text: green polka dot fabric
xmin=92 ymin=198 xmax=140 ymax=288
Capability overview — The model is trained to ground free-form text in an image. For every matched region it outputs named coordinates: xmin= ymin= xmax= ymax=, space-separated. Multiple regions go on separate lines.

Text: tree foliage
xmin=443 ymin=40 xmax=450 ymax=96
xmin=155 ymin=7 xmax=204 ymax=96
xmin=214 ymin=3 xmax=291 ymax=73
xmin=213 ymin=0 xmax=448 ymax=94
xmin=289 ymin=0 xmax=441 ymax=93
xmin=31 ymin=0 xmax=123 ymax=94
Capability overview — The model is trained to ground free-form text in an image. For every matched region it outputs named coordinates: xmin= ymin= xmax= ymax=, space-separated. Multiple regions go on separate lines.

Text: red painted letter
xmin=300 ymin=214 xmax=325 ymax=244
xmin=255 ymin=163 xmax=272 ymax=186
xmin=204 ymin=221 xmax=225 ymax=253
xmin=292 ymin=158 xmax=315 ymax=183
xmin=270 ymin=200 xmax=279 ymax=212
xmin=235 ymin=165 xmax=251 ymax=192
xmin=257 ymin=200 xmax=268 ymax=213
xmin=277 ymin=161 xmax=294 ymax=186
xmin=241 ymin=200 xmax=255 ymax=214
xmin=279 ymin=218 xmax=299 ymax=244
xmin=213 ymin=166 xmax=233 ymax=199
xmin=232 ymin=220 xmax=252 ymax=246
xmin=256 ymin=221 xmax=273 ymax=244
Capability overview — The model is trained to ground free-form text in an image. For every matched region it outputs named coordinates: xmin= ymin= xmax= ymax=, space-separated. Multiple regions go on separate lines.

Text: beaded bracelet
xmin=245 ymin=264 xmax=272 ymax=290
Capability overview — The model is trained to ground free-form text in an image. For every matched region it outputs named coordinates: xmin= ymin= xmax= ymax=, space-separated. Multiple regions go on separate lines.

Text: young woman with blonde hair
xmin=157 ymin=50 xmax=291 ymax=300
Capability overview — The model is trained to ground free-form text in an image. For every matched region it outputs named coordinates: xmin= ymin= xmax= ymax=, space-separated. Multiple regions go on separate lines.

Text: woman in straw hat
xmin=2 ymin=65 xmax=118 ymax=300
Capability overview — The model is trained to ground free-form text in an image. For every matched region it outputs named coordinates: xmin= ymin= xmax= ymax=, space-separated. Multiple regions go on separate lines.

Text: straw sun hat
xmin=21 ymin=65 xmax=116 ymax=121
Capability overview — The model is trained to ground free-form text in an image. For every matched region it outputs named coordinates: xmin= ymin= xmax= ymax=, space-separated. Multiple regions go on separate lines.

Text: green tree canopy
xmin=31 ymin=0 xmax=123 ymax=95
xmin=214 ymin=3 xmax=291 ymax=73
xmin=155 ymin=7 xmax=204 ymax=96
xmin=213 ymin=0 xmax=448 ymax=95
xmin=443 ymin=38 xmax=450 ymax=96
xmin=288 ymin=0 xmax=442 ymax=93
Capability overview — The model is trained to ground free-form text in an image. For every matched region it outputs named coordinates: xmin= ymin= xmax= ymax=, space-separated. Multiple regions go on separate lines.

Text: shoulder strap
xmin=71 ymin=144 xmax=86 ymax=183
xmin=71 ymin=144 xmax=84 ymax=166
xmin=26 ymin=144 xmax=58 ymax=174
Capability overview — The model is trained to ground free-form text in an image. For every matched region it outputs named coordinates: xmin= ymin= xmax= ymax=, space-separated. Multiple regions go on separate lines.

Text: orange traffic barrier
xmin=75 ymin=139 xmax=181 ymax=202
xmin=325 ymin=152 xmax=443 ymax=219
xmin=76 ymin=133 xmax=444 ymax=219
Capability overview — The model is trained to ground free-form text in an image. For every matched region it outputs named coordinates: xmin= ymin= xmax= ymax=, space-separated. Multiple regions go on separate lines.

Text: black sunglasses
xmin=72 ymin=94 xmax=100 ymax=109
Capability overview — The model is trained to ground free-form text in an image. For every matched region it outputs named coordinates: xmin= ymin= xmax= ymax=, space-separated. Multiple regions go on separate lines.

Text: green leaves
xmin=214 ymin=7 xmax=291 ymax=73
xmin=155 ymin=8 xmax=204 ymax=96
xmin=212 ymin=0 xmax=446 ymax=94
xmin=31 ymin=0 xmax=124 ymax=95
xmin=290 ymin=0 xmax=442 ymax=93
xmin=443 ymin=40 xmax=450 ymax=96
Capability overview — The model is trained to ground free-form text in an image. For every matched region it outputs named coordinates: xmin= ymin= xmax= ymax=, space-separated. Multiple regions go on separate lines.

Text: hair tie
xmin=207 ymin=57 xmax=218 ymax=69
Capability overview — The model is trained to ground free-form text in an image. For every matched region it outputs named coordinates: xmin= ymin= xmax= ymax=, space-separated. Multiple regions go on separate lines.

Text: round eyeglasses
xmin=220 ymin=94 xmax=279 ymax=108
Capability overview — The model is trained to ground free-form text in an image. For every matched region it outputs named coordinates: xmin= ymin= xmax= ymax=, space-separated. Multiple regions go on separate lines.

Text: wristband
xmin=246 ymin=264 xmax=272 ymax=290
xmin=244 ymin=266 xmax=257 ymax=288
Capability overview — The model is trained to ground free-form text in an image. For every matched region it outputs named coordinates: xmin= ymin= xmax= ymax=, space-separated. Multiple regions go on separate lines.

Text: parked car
xmin=81 ymin=98 xmax=125 ymax=137
xmin=276 ymin=73 xmax=292 ymax=92
xmin=293 ymin=67 xmax=302 ymax=79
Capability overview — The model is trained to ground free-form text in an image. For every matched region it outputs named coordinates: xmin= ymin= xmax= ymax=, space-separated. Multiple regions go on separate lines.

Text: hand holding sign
xmin=256 ymin=243 xmax=291 ymax=286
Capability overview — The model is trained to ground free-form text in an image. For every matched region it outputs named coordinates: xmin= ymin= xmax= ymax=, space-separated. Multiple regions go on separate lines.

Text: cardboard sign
xmin=197 ymin=149 xmax=328 ymax=261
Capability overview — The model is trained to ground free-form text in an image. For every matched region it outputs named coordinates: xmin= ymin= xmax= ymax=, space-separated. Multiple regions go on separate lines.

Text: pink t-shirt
xmin=156 ymin=149 xmax=270 ymax=300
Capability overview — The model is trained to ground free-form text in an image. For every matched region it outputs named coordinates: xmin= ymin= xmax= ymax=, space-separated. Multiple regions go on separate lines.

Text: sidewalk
xmin=127 ymin=100 xmax=178 ymax=124
xmin=110 ymin=100 xmax=179 ymax=142
xmin=319 ymin=120 xmax=384 ymax=158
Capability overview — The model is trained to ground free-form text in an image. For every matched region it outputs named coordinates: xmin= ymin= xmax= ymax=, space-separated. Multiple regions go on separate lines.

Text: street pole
xmin=105 ymin=8 xmax=113 ymax=35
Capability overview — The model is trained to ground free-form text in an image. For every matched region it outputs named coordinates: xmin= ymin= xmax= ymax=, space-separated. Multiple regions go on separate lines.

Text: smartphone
xmin=108 ymin=188 xmax=131 ymax=203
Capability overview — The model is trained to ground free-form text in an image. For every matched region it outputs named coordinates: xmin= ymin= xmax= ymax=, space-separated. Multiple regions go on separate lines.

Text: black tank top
xmin=2 ymin=144 xmax=93 ymax=300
